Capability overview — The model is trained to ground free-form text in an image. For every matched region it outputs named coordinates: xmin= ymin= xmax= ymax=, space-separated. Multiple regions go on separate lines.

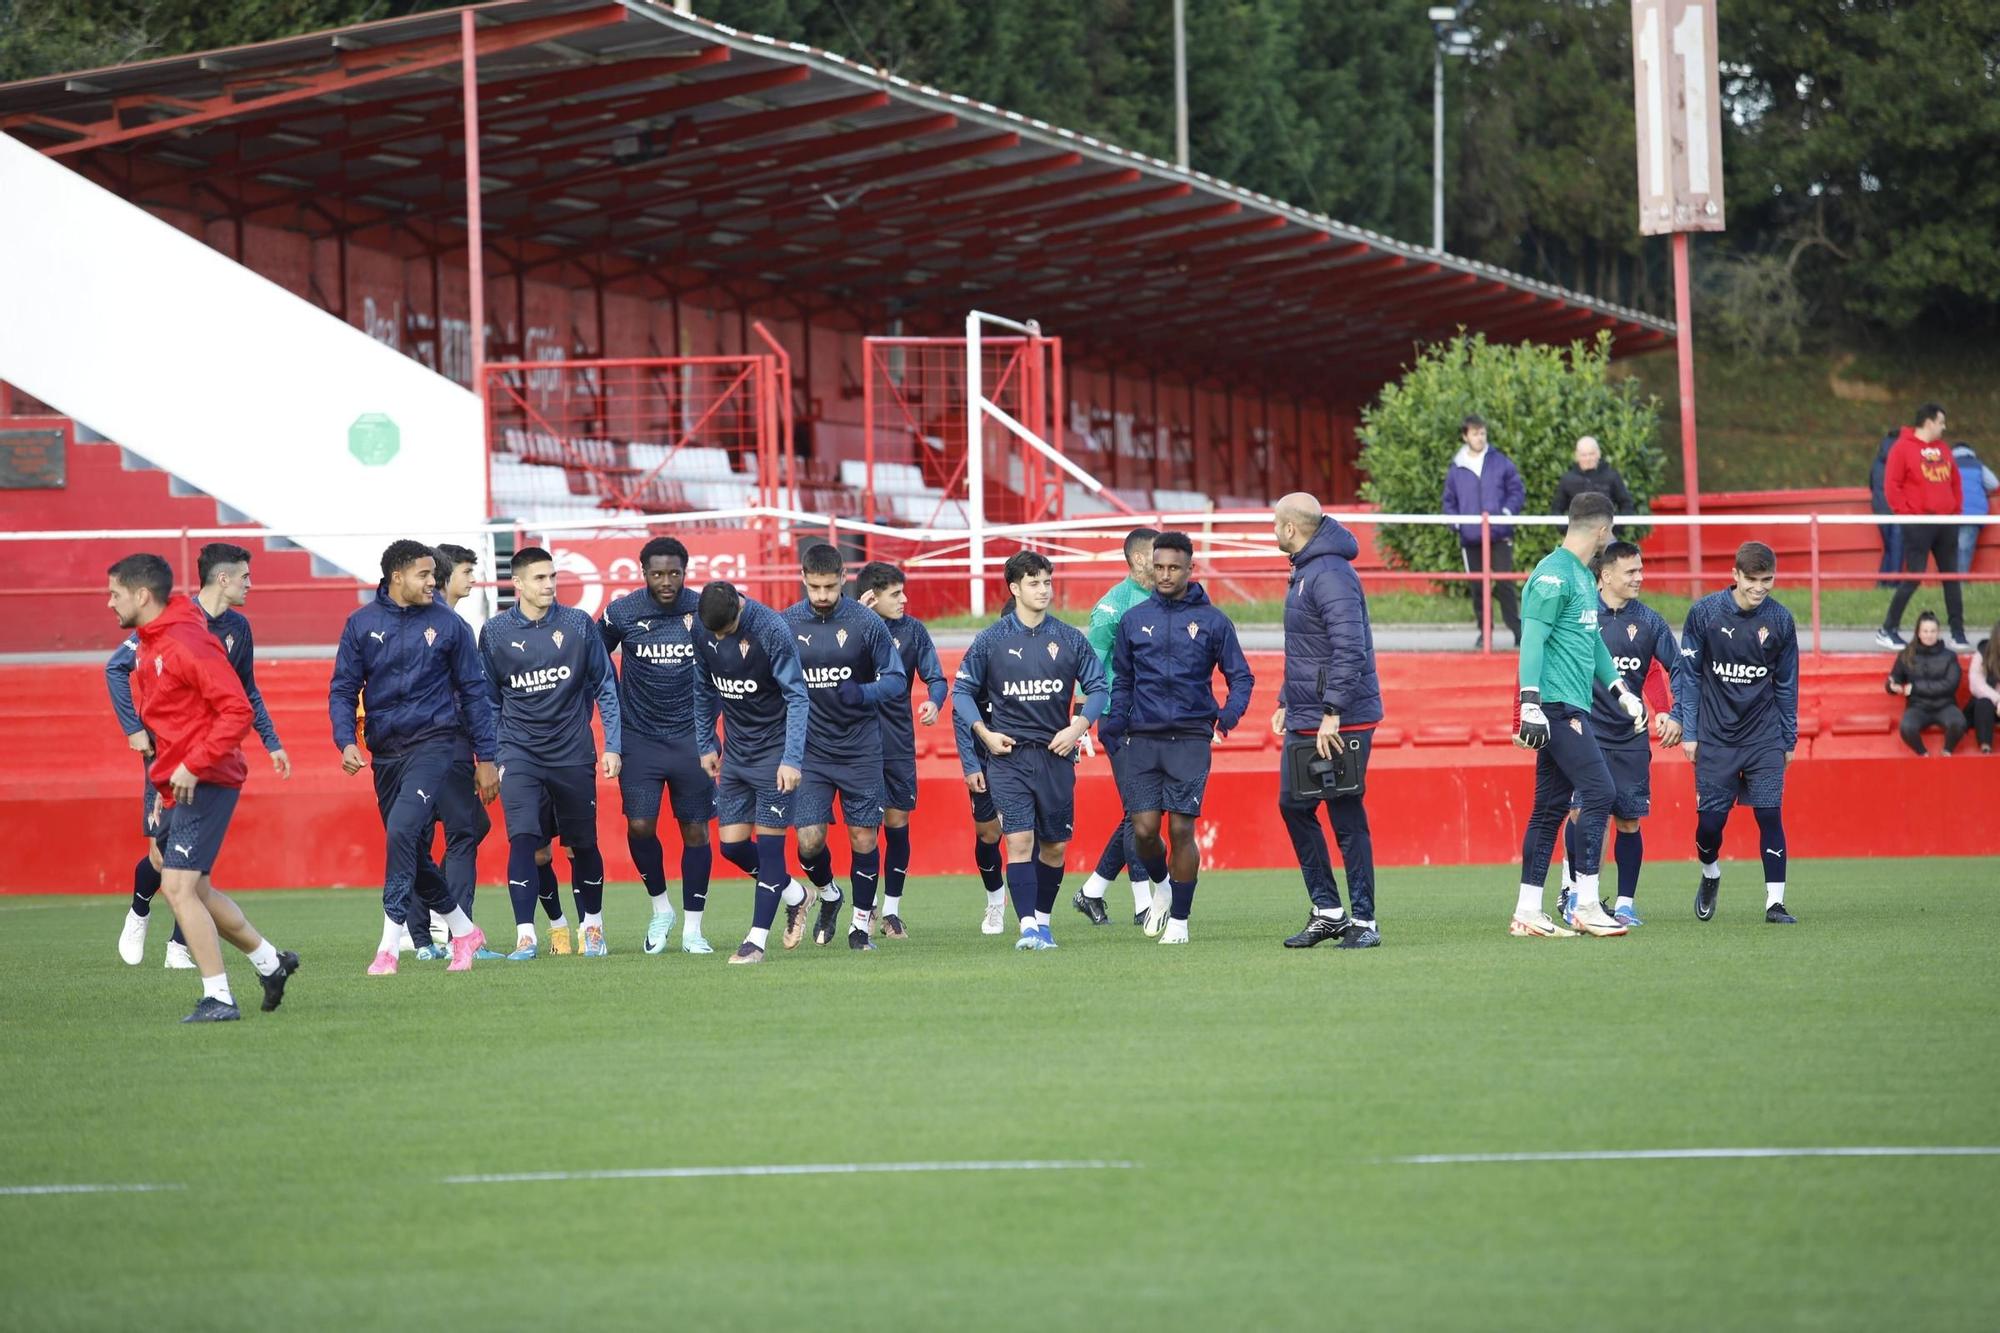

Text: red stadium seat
xmin=1829 ymin=712 xmax=1896 ymax=735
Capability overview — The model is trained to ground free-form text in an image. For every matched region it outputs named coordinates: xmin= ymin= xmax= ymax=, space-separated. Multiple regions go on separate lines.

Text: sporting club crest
xmin=423 ymin=626 xmax=437 ymax=647
xmin=738 ymin=640 xmax=750 ymax=659
xmin=1047 ymin=640 xmax=1060 ymax=661
xmin=683 ymin=614 xmax=694 ymax=632
xmin=1186 ymin=621 xmax=1201 ymax=640
xmin=1569 ymin=717 xmax=1584 ymax=734
xmin=154 ymin=655 xmax=164 ymax=675
xmin=552 ymin=629 xmax=565 ymax=649
xmin=1757 ymin=626 xmax=1770 ymax=646
xmin=224 ymin=634 xmax=236 ymax=653
xmin=1626 ymin=623 xmax=1638 ymax=641
xmin=836 ymin=627 xmax=848 ymax=649
xmin=892 ymin=636 xmax=902 ymax=650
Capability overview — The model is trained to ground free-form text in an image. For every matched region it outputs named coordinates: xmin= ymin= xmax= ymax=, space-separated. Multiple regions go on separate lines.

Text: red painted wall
xmin=4 ymin=650 xmax=1989 ymax=895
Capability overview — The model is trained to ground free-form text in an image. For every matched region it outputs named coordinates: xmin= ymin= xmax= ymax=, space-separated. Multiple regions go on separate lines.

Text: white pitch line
xmin=0 ymin=1182 xmax=185 ymax=1196
xmin=446 ymin=1159 xmax=1138 ymax=1185
xmin=1377 ymin=1147 xmax=2000 ymax=1165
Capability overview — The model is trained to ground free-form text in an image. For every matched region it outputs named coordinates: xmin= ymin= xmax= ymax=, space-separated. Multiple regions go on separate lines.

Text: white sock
xmin=201 ymin=972 xmax=233 ymax=1005
xmin=1615 ymin=896 xmax=1635 ymax=911
xmin=378 ymin=915 xmax=402 ymax=953
xmin=1019 ymin=920 xmax=1037 ymax=934
xmin=517 ymin=924 xmax=537 ymax=945
xmin=818 ymin=883 xmax=842 ymax=903
xmin=1082 ymin=873 xmax=1110 ymax=901
xmin=684 ymin=909 xmax=704 ymax=938
xmin=649 ymin=891 xmax=672 ymax=913
xmin=1560 ymin=860 xmax=1574 ymax=892
xmin=245 ymin=941 xmax=280 ymax=976
xmin=548 ymin=915 xmax=569 ymax=930
xmin=853 ymin=907 xmax=872 ymax=932
xmin=882 ymin=895 xmax=901 ymax=918
xmin=1766 ymin=882 xmax=1785 ymax=908
xmin=429 ymin=910 xmax=447 ymax=934
xmin=1130 ymin=878 xmax=1151 ymax=913
xmin=1034 ymin=910 xmax=1050 ymax=927
xmin=1700 ymin=861 xmax=1721 ymax=880
xmin=583 ymin=911 xmax=604 ymax=933
xmin=746 ymin=926 xmax=769 ymax=949
xmin=986 ymin=888 xmax=1004 ymax=909
xmin=1354 ymin=918 xmax=1376 ymax=930
xmin=398 ymin=925 xmax=414 ymax=951
xmin=1574 ymin=872 xmax=1601 ymax=909
xmin=444 ymin=907 xmax=473 ymax=936
xmin=1516 ymin=884 xmax=1543 ymax=916
xmin=1314 ymin=905 xmax=1346 ymax=921
xmin=782 ymin=881 xmax=807 ymax=907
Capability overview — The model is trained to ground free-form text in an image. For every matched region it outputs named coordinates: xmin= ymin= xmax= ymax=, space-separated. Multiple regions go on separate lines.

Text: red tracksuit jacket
xmin=134 ymin=595 xmax=252 ymax=805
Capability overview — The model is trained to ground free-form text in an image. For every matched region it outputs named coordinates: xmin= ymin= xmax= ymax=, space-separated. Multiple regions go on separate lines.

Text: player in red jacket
xmin=1879 ymin=402 xmax=1968 ymax=651
xmin=108 ymin=554 xmax=299 ymax=1023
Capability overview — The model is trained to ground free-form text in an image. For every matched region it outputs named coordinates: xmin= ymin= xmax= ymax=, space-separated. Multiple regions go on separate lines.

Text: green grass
xmin=3 ymin=860 xmax=1995 ymax=1330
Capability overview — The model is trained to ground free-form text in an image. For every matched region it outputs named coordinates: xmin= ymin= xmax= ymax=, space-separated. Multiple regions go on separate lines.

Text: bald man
xmin=1551 ymin=435 xmax=1633 ymax=519
xmin=1271 ymin=494 xmax=1385 ymax=949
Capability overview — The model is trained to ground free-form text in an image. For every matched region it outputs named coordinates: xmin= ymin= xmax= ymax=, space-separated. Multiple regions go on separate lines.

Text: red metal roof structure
xmin=0 ymin=0 xmax=1670 ymax=400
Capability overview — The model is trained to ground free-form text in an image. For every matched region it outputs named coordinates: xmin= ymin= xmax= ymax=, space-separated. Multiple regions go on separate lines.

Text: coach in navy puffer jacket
xmin=1279 ymin=513 xmax=1383 ymax=731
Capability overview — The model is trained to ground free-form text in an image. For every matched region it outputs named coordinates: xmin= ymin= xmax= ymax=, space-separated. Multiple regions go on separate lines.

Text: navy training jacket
xmin=1103 ymin=583 xmax=1254 ymax=741
xmin=329 ymin=585 xmax=498 ymax=759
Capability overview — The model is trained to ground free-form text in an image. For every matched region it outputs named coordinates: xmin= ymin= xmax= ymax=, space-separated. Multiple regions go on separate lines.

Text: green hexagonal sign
xmin=348 ymin=413 xmax=400 ymax=467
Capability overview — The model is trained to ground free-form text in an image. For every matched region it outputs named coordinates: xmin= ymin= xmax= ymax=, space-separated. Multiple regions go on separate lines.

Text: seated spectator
xmin=1969 ymin=624 xmax=2000 ymax=756
xmin=1885 ymin=611 xmax=1967 ymax=756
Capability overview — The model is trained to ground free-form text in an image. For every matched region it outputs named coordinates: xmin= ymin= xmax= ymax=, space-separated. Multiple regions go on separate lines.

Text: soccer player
xmin=691 ymin=581 xmax=812 ymax=965
xmin=1077 ymin=526 xmax=1159 ymax=928
xmin=1508 ymin=492 xmax=1647 ymax=938
xmin=951 ymin=551 xmax=1108 ymax=951
xmin=1679 ymin=541 xmax=1801 ymax=925
xmin=112 ymin=541 xmax=291 ymax=967
xmin=106 ymin=553 xmax=299 ymax=1022
xmin=330 ymin=541 xmax=500 ymax=973
xmin=478 ymin=546 xmax=622 ymax=958
xmin=1102 ymin=532 xmax=1254 ymax=945
xmin=1554 ymin=541 xmax=1694 ymax=928
xmin=600 ymin=536 xmax=719 ymax=954
xmin=855 ymin=560 xmax=947 ymax=939
xmin=785 ymin=544 xmax=906 ymax=949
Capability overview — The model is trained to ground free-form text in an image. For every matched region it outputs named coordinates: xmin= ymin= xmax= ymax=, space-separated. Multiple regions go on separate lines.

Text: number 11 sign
xmin=1631 ymin=0 xmax=1725 ymax=235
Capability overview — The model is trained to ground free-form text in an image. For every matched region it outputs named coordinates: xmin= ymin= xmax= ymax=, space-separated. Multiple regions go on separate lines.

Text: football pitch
xmin=3 ymin=858 xmax=1995 ymax=1331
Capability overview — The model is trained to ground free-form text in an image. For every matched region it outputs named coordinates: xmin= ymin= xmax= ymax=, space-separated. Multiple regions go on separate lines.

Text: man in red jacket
xmin=1879 ymin=402 xmax=1970 ymax=651
xmin=108 ymin=554 xmax=299 ymax=1023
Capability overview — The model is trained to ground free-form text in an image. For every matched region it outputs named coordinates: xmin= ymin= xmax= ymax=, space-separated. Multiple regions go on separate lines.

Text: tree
xmin=1356 ymin=331 xmax=1663 ymax=577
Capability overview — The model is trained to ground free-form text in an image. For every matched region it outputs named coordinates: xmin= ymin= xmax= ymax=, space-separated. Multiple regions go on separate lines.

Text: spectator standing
xmin=1441 ymin=414 xmax=1525 ymax=649
xmin=1878 ymin=403 xmax=1968 ymax=652
xmin=1869 ymin=430 xmax=1902 ymax=584
xmin=1968 ymin=625 xmax=2000 ymax=755
xmin=1550 ymin=435 xmax=1634 ymax=519
xmin=1885 ymin=612 xmax=1967 ymax=756
xmin=1950 ymin=441 xmax=1996 ymax=577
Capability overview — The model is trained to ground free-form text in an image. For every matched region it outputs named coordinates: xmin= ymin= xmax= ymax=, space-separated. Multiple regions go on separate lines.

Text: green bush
xmin=1357 ymin=330 xmax=1664 ymax=576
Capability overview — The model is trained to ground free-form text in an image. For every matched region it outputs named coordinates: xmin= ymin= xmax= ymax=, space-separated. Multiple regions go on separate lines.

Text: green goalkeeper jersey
xmin=1086 ymin=575 xmax=1151 ymax=686
xmin=1519 ymin=545 xmax=1617 ymax=710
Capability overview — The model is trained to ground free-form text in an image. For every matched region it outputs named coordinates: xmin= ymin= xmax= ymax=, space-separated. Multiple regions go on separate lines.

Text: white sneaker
xmin=1507 ymin=910 xmax=1576 ymax=938
xmin=428 ymin=911 xmax=450 ymax=949
xmin=981 ymin=903 xmax=1005 ymax=935
xmin=163 ymin=939 xmax=197 ymax=969
xmin=1569 ymin=899 xmax=1629 ymax=937
xmin=1142 ymin=885 xmax=1172 ymax=938
xmin=118 ymin=909 xmax=150 ymax=965
xmin=1159 ymin=918 xmax=1189 ymax=945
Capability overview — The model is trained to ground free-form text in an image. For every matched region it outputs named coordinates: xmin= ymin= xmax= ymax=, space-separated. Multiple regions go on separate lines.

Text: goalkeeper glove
xmin=1516 ymin=688 xmax=1550 ymax=750
xmin=1612 ymin=682 xmax=1645 ymax=733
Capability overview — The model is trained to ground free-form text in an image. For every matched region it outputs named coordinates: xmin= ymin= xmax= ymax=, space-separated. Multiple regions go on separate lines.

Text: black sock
xmin=681 ymin=843 xmax=712 ymax=911
xmin=627 ymin=831 xmax=666 ymax=900
xmin=719 ymin=837 xmax=759 ymax=877
xmin=1004 ymin=859 xmax=1038 ymax=922
xmin=508 ymin=837 xmax=543 ymax=927
xmin=975 ymin=837 xmax=1004 ymax=893
xmin=1034 ymin=859 xmax=1062 ymax=917
xmin=1754 ymin=806 xmax=1787 ymax=890
xmin=883 ymin=824 xmax=911 ymax=903
xmin=1614 ymin=828 xmax=1643 ymax=899
xmin=1694 ymin=809 xmax=1728 ymax=868
xmin=800 ymin=844 xmax=834 ymax=891
xmin=1169 ymin=876 xmax=1197 ymax=921
xmin=751 ymin=834 xmax=789 ymax=931
xmin=851 ymin=846 xmax=881 ymax=913
xmin=536 ymin=860 xmax=563 ymax=921
xmin=570 ymin=845 xmax=605 ymax=917
xmin=131 ymin=855 xmax=161 ymax=916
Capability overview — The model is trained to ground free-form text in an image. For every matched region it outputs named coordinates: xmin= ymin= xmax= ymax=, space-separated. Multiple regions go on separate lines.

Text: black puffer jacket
xmin=1887 ymin=639 xmax=1962 ymax=711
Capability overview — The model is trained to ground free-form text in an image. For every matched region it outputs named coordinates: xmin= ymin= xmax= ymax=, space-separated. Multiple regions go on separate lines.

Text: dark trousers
xmin=1971 ymin=698 xmax=1997 ymax=750
xmin=1520 ymin=703 xmax=1614 ymax=885
xmin=1461 ymin=537 xmax=1521 ymax=642
xmin=1885 ymin=523 xmax=1964 ymax=634
xmin=1900 ymin=703 xmax=1968 ymax=755
xmin=403 ymin=762 xmax=489 ymax=923
xmin=373 ymin=742 xmax=472 ymax=926
xmin=1277 ymin=730 xmax=1375 ymax=920
xmin=1877 ymin=522 xmax=1903 ymax=582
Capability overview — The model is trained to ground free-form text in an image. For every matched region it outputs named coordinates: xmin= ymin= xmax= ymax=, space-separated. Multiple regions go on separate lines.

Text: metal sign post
xmin=1632 ymin=0 xmax=1724 ymax=592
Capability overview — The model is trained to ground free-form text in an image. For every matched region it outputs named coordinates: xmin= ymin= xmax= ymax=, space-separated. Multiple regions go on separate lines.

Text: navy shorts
xmin=1112 ymin=733 xmax=1214 ymax=817
xmin=716 ymin=753 xmax=795 ymax=829
xmin=1570 ymin=741 xmax=1652 ymax=820
xmin=881 ymin=752 xmax=919 ymax=813
xmin=794 ymin=752 xmax=885 ymax=829
xmin=986 ymin=746 xmax=1077 ymax=843
xmin=157 ymin=784 xmax=242 ymax=874
xmin=618 ymin=732 xmax=716 ymax=823
xmin=1695 ymin=740 xmax=1786 ymax=812
xmin=965 ymin=760 xmax=997 ymax=824
xmin=500 ymin=760 xmax=600 ymax=848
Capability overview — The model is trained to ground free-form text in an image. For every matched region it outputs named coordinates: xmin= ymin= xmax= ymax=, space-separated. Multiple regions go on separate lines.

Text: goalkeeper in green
xmin=1508 ymin=492 xmax=1646 ymax=938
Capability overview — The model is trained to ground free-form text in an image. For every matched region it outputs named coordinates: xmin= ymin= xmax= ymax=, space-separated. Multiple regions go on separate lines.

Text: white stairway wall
xmin=0 ymin=131 xmax=484 ymax=581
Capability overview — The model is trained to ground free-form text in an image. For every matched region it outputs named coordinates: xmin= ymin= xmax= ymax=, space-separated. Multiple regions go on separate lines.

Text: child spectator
xmin=1968 ymin=624 xmax=2000 ymax=755
xmin=1886 ymin=611 xmax=1967 ymax=756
